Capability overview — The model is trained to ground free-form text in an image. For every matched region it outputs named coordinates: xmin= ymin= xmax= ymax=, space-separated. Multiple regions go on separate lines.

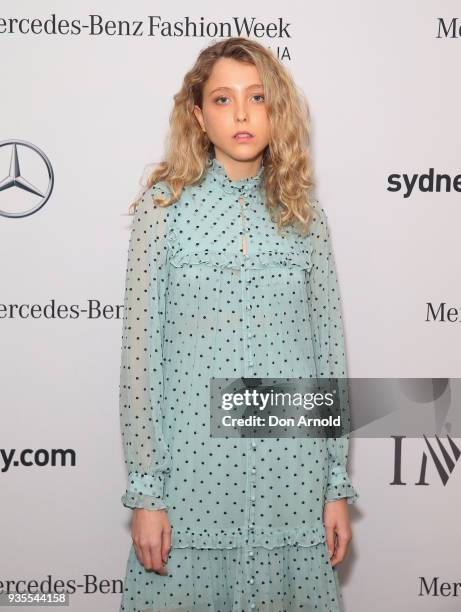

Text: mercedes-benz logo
xmin=0 ymin=140 xmax=54 ymax=218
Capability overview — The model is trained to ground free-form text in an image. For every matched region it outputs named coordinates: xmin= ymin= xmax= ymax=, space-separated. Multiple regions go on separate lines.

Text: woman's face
xmin=193 ymin=57 xmax=270 ymax=169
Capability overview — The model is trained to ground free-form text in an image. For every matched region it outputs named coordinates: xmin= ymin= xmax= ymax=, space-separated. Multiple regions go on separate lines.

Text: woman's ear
xmin=193 ymin=105 xmax=206 ymax=132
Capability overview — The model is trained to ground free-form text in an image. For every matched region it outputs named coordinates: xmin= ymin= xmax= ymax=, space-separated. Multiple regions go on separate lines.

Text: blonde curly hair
xmin=129 ymin=36 xmax=317 ymax=235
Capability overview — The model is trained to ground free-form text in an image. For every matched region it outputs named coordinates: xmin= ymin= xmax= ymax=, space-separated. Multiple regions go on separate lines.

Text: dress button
xmin=251 ymin=467 xmax=256 ymax=474
xmin=250 ymin=578 xmax=255 ymax=584
xmin=249 ymin=361 xmax=254 ymax=367
xmin=250 ymin=603 xmax=256 ymax=609
xmin=252 ymin=441 xmax=257 ymax=448
xmin=251 ymin=494 xmax=256 ymax=501
xmin=248 ymin=550 xmax=254 ymax=556
xmin=248 ymin=332 xmax=253 ymax=338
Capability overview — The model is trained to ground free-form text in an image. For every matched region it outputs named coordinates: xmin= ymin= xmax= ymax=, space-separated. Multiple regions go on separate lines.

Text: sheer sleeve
xmin=119 ymin=183 xmax=172 ymax=511
xmin=306 ymin=199 xmax=359 ymax=506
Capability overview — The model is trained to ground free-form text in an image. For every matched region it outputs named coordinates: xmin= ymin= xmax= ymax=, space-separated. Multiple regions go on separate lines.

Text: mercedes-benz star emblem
xmin=0 ymin=140 xmax=54 ymax=218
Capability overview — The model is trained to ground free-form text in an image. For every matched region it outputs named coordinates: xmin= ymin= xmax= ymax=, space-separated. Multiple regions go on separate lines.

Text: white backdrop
xmin=1 ymin=1 xmax=460 ymax=610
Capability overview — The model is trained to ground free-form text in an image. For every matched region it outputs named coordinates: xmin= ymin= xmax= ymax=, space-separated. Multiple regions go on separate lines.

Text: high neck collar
xmin=205 ymin=153 xmax=264 ymax=196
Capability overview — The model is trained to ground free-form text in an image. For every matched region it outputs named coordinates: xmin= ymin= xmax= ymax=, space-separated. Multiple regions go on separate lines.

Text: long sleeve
xmin=119 ymin=184 xmax=172 ymax=511
xmin=307 ymin=199 xmax=359 ymax=506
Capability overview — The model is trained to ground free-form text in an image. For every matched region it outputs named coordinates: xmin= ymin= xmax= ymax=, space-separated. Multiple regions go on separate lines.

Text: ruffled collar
xmin=205 ymin=153 xmax=264 ymax=196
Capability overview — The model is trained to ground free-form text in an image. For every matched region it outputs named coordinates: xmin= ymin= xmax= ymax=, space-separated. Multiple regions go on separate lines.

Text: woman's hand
xmin=131 ymin=508 xmax=171 ymax=574
xmin=323 ymin=498 xmax=353 ymax=567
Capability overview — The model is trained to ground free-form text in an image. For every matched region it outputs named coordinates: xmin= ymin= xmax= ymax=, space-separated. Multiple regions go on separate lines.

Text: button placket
xmin=241 ymin=266 xmax=254 ymax=373
xmin=236 ymin=185 xmax=258 ymax=611
xmin=238 ymin=191 xmax=256 ymax=374
xmin=248 ymin=413 xmax=257 ymax=600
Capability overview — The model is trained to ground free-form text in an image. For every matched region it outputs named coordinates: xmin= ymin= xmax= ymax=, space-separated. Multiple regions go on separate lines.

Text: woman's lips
xmin=233 ymin=133 xmax=254 ymax=141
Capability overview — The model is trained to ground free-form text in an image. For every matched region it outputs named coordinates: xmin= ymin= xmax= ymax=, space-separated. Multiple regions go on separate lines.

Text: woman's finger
xmin=330 ymin=529 xmax=351 ymax=567
xmin=162 ymin=524 xmax=172 ymax=565
xmin=150 ymin=538 xmax=167 ymax=574
xmin=325 ymin=524 xmax=336 ymax=559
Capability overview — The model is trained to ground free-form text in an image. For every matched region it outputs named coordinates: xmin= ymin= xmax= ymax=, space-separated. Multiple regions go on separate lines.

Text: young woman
xmin=119 ymin=36 xmax=359 ymax=612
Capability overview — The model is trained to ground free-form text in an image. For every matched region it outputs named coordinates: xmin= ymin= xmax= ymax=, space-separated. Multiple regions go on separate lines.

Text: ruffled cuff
xmin=121 ymin=491 xmax=167 ymax=511
xmin=121 ymin=471 xmax=167 ymax=511
xmin=325 ymin=465 xmax=359 ymax=505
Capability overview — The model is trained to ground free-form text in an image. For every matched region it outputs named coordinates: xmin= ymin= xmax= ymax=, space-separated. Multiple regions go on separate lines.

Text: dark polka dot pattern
xmin=122 ymin=541 xmax=344 ymax=611
xmin=119 ymin=153 xmax=359 ymax=611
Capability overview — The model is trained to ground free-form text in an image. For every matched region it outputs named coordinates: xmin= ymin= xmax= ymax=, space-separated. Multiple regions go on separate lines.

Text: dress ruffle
xmin=121 ymin=538 xmax=344 ymax=612
xmin=168 ymin=247 xmax=312 ymax=271
xmin=325 ymin=465 xmax=360 ymax=505
xmin=170 ymin=523 xmax=326 ymax=550
xmin=121 ymin=492 xmax=167 ymax=511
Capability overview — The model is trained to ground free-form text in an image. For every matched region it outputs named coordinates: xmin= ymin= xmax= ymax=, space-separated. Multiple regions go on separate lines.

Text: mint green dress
xmin=119 ymin=153 xmax=359 ymax=612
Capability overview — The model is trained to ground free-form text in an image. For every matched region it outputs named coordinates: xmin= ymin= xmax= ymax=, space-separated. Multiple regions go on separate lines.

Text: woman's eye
xmin=214 ymin=94 xmax=265 ymax=105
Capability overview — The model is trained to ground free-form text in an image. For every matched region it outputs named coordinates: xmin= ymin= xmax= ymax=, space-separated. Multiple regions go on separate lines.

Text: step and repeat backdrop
xmin=1 ymin=1 xmax=460 ymax=610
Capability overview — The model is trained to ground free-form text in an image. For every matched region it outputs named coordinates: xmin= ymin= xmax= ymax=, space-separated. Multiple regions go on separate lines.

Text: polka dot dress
xmin=119 ymin=153 xmax=359 ymax=611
